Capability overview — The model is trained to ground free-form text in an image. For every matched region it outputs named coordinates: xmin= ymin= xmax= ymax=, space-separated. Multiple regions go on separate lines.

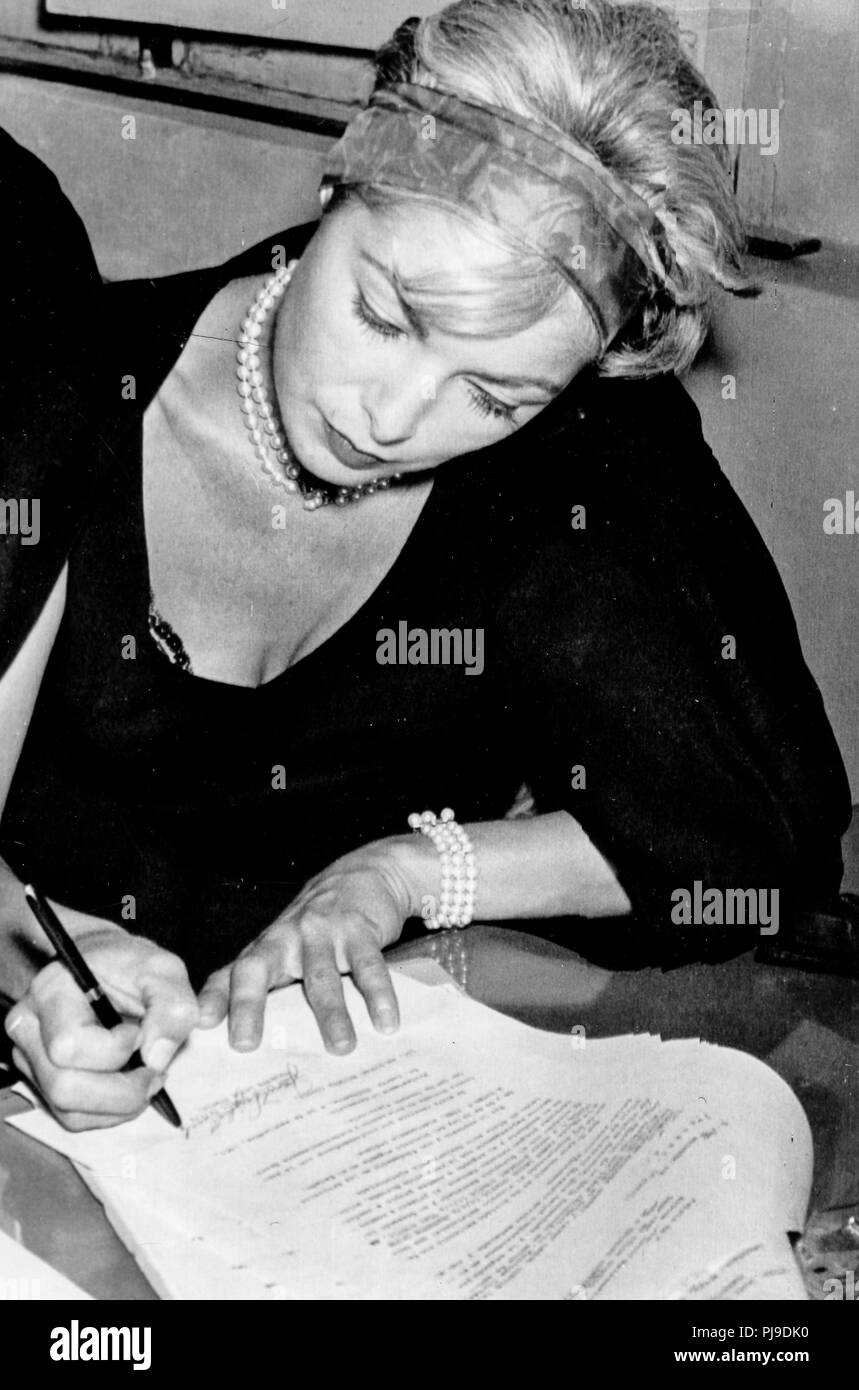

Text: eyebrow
xmin=357 ymin=249 xmax=566 ymax=398
xmin=359 ymin=249 xmax=431 ymax=341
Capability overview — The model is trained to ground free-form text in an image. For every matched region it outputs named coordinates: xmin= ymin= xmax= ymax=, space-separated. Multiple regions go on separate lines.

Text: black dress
xmin=0 ymin=152 xmax=851 ymax=985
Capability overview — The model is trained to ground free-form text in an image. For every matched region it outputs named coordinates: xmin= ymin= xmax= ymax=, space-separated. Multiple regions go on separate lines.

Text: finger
xmin=197 ymin=969 xmax=230 ymax=1029
xmin=17 ymin=967 xmax=142 ymax=1072
xmin=302 ymin=938 xmax=356 ymax=1054
xmin=227 ymin=954 xmax=277 ymax=1052
xmin=10 ymin=1019 xmax=160 ymax=1122
xmin=10 ymin=1045 xmax=41 ymax=1095
xmin=8 ymin=997 xmax=140 ymax=1078
xmin=136 ymin=953 xmax=200 ymax=1073
xmin=347 ymin=943 xmax=399 ymax=1035
xmin=12 ymin=1047 xmax=158 ymax=1132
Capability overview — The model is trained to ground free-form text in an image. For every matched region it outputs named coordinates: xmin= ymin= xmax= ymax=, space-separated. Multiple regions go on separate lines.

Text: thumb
xmin=197 ymin=967 xmax=230 ymax=1029
xmin=136 ymin=953 xmax=200 ymax=1074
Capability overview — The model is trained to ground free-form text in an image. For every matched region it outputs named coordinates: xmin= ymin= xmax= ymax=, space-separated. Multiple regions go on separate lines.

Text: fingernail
xmin=5 ymin=1012 xmax=23 ymax=1035
xmin=330 ymin=1035 xmax=355 ymax=1055
xmin=145 ymin=1038 xmax=175 ymax=1073
xmin=376 ymin=1010 xmax=398 ymax=1035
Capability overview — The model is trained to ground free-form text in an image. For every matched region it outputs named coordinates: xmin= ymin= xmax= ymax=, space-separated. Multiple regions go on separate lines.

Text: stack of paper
xmin=6 ymin=969 xmax=811 ymax=1300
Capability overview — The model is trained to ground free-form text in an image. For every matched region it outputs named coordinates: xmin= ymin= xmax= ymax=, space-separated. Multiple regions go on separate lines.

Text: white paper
xmin=666 ymin=1236 xmax=809 ymax=1301
xmin=7 ymin=972 xmax=812 ymax=1301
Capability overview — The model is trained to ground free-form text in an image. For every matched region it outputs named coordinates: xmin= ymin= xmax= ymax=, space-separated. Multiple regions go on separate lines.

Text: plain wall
xmin=0 ymin=78 xmax=329 ymax=278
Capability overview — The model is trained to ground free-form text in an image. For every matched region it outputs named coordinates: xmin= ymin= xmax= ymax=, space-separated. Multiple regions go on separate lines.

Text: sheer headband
xmin=320 ymin=82 xmax=675 ymax=351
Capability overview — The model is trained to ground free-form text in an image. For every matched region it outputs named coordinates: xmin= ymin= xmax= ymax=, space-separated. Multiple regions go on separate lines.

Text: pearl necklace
xmin=236 ymin=259 xmax=401 ymax=511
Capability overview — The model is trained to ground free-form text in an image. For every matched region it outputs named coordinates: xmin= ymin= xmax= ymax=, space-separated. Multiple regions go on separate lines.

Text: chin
xmin=277 ymin=409 xmax=342 ymax=484
xmin=302 ymin=438 xmax=370 ymax=486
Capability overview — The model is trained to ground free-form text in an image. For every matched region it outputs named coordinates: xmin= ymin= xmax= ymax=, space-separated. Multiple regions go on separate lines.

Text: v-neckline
xmin=137 ymin=410 xmax=441 ymax=693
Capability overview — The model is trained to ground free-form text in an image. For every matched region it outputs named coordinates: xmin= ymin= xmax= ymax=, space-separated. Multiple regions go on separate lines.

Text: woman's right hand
xmin=3 ymin=919 xmax=199 ymax=1131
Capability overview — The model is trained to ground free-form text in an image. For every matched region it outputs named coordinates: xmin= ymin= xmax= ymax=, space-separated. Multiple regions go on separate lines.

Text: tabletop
xmin=1 ymin=925 xmax=857 ymax=1300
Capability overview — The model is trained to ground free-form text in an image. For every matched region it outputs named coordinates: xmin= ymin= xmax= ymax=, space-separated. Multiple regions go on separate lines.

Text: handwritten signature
xmin=185 ymin=1065 xmax=302 ymax=1136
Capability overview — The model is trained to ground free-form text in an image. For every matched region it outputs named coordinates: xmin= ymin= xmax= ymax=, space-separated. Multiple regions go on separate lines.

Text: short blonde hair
xmin=331 ymin=0 xmax=755 ymax=378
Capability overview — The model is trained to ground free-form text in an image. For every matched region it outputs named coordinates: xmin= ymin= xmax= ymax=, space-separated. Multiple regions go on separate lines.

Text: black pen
xmin=23 ymin=883 xmax=183 ymax=1129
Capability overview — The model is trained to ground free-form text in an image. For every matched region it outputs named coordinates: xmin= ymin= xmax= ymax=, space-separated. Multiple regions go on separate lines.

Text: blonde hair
xmin=329 ymin=0 xmax=756 ymax=378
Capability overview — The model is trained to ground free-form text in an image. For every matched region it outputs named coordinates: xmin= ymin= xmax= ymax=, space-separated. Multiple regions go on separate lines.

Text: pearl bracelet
xmin=407 ymin=808 xmax=476 ymax=929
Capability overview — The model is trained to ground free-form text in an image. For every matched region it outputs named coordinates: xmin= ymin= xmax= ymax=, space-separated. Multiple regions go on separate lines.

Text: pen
xmin=23 ymin=883 xmax=183 ymax=1129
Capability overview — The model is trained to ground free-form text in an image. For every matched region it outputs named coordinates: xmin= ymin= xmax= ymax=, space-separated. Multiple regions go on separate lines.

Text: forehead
xmin=368 ymin=198 xmax=515 ymax=275
xmin=342 ymin=199 xmax=593 ymax=379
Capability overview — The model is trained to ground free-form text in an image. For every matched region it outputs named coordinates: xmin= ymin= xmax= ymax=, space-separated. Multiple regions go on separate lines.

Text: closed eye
xmin=352 ymin=291 xmax=521 ymax=425
xmin=466 ymin=384 xmax=517 ymax=423
xmin=352 ymin=292 xmax=403 ymax=340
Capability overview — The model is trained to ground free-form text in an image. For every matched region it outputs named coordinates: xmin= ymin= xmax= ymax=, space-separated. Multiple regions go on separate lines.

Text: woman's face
xmin=270 ymin=199 xmax=595 ymax=486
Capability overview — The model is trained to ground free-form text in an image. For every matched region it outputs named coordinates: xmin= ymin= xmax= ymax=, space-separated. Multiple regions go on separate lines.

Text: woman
xmin=0 ymin=0 xmax=850 ymax=1131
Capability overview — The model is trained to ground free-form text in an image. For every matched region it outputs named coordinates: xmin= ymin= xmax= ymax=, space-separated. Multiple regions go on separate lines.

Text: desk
xmin=1 ymin=926 xmax=857 ymax=1300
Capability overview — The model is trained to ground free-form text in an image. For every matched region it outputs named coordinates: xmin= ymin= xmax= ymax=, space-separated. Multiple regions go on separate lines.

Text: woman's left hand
xmin=197 ymin=842 xmax=416 ymax=1055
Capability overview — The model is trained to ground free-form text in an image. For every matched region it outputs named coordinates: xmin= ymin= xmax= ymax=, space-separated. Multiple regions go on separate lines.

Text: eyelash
xmin=353 ymin=293 xmax=402 ymax=341
xmin=351 ymin=293 xmax=518 ymax=425
xmin=467 ymin=387 xmax=517 ymax=424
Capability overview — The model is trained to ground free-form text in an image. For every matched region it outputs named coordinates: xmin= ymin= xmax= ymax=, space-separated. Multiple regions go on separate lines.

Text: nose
xmin=362 ymin=366 xmax=434 ymax=448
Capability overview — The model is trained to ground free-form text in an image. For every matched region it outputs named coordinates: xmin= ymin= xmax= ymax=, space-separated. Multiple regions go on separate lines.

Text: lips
xmin=322 ymin=417 xmax=386 ymax=470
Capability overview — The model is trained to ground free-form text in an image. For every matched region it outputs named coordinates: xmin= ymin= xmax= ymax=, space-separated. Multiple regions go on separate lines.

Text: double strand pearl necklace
xmin=236 ymin=259 xmax=401 ymax=511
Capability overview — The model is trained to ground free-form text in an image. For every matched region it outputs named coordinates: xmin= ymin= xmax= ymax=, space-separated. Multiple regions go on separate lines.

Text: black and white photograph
xmin=0 ymin=0 xmax=856 ymax=1350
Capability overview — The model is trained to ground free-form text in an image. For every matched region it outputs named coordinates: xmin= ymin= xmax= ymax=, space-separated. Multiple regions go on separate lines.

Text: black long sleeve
xmin=497 ymin=372 xmax=851 ymax=965
xmin=0 ymin=127 xmax=109 ymax=677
